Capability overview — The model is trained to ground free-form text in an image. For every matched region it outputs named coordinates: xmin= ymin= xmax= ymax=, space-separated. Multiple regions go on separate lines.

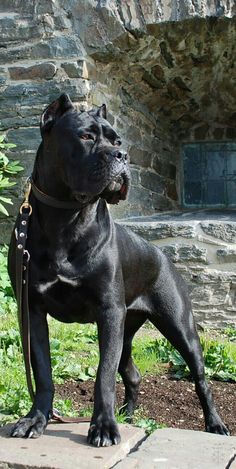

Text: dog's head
xmin=39 ymin=93 xmax=130 ymax=205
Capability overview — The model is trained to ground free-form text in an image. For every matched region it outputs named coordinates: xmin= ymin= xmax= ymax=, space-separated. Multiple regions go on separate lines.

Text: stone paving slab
xmin=116 ymin=428 xmax=236 ymax=469
xmin=0 ymin=422 xmax=145 ymax=469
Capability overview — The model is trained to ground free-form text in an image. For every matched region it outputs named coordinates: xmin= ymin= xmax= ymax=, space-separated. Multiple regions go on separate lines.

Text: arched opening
xmin=90 ymin=16 xmax=236 ymax=218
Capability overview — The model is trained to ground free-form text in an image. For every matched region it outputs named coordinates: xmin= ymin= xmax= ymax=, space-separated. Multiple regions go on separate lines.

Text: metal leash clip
xmin=20 ymin=177 xmax=33 ymax=216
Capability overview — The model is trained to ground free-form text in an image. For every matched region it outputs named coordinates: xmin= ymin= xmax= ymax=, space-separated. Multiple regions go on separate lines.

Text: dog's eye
xmin=114 ymin=139 xmax=122 ymax=147
xmin=81 ymin=134 xmax=94 ymax=141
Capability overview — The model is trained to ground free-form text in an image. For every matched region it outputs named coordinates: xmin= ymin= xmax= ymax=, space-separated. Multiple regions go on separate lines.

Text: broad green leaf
xmin=0 ymin=196 xmax=13 ymax=205
xmin=0 ymin=202 xmax=9 ymax=216
xmin=0 ymin=135 xmax=6 ymax=143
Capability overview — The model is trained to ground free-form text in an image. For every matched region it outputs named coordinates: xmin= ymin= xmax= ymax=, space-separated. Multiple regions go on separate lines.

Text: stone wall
xmin=1 ymin=0 xmax=236 ymax=232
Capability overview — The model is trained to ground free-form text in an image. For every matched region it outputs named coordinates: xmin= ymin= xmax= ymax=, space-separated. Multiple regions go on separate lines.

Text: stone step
xmin=1 ymin=424 xmax=236 ymax=469
xmin=0 ymin=422 xmax=145 ymax=469
xmin=116 ymin=428 xmax=236 ymax=469
xmin=119 ymin=211 xmax=236 ymax=243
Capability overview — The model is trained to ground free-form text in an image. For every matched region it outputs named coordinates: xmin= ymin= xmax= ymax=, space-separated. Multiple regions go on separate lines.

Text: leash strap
xmin=15 ymin=181 xmax=35 ymax=402
xmin=15 ymin=179 xmax=90 ymax=423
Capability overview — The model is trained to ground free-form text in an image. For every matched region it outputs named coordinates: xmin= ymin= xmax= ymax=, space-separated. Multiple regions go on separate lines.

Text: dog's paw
xmin=206 ymin=415 xmax=230 ymax=435
xmin=87 ymin=418 xmax=121 ymax=447
xmin=11 ymin=410 xmax=47 ymax=438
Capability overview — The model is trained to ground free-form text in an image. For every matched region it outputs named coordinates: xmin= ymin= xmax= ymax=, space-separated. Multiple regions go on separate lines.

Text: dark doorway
xmin=183 ymin=143 xmax=236 ymax=208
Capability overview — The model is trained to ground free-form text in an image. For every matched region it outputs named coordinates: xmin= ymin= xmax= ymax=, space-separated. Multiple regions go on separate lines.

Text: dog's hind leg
xmin=149 ymin=262 xmax=229 ymax=435
xmin=11 ymin=308 xmax=54 ymax=438
xmin=118 ymin=313 xmax=146 ymax=420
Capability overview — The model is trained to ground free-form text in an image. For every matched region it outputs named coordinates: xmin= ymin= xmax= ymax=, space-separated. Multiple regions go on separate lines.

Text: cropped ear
xmin=97 ymin=103 xmax=107 ymax=120
xmin=40 ymin=93 xmax=74 ymax=134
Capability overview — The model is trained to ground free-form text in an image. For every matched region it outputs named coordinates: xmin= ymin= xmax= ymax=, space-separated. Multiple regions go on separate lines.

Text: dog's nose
xmin=112 ymin=150 xmax=128 ymax=164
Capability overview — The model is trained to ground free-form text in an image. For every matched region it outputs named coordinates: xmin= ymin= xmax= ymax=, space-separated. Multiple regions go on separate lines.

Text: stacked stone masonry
xmin=0 ymin=0 xmax=235 ymax=325
xmin=120 ymin=214 xmax=236 ymax=327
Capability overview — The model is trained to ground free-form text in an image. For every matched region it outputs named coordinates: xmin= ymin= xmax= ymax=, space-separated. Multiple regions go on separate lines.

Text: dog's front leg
xmin=11 ymin=308 xmax=54 ymax=438
xmin=87 ymin=307 xmax=125 ymax=447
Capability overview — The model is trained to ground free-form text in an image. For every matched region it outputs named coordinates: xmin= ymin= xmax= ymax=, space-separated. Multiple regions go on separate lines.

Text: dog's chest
xmin=30 ymin=250 xmax=98 ymax=322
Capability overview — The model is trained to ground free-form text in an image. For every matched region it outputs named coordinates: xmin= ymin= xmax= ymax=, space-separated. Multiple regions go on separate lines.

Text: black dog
xmin=8 ymin=94 xmax=228 ymax=446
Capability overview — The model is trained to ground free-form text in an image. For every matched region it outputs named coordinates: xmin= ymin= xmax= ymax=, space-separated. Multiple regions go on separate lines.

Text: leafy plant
xmin=142 ymin=336 xmax=236 ymax=382
xmin=224 ymin=327 xmax=236 ymax=342
xmin=202 ymin=341 xmax=236 ymax=382
xmin=0 ymin=133 xmax=23 ymax=216
xmin=0 ymin=246 xmax=16 ymax=316
xmin=53 ymin=399 xmax=77 ymax=418
xmin=131 ymin=407 xmax=166 ymax=435
xmin=134 ymin=418 xmax=165 ymax=435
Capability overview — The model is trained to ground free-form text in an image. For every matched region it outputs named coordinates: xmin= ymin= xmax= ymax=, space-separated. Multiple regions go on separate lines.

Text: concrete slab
xmin=0 ymin=422 xmax=145 ymax=469
xmin=116 ymin=428 xmax=236 ymax=469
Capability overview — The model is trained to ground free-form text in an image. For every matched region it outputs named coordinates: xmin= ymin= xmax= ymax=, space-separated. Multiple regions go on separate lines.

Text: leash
xmin=15 ymin=178 xmax=90 ymax=424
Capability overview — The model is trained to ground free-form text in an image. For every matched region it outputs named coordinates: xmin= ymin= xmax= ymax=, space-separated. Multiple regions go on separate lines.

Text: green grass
xmin=0 ymin=246 xmax=236 ymax=431
xmin=1 ymin=311 xmax=235 ymax=428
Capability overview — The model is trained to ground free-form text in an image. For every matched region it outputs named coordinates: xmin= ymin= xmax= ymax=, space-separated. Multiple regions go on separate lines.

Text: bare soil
xmin=55 ymin=374 xmax=236 ymax=435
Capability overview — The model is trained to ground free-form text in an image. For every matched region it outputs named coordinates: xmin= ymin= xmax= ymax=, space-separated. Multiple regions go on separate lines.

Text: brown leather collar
xmin=31 ymin=179 xmax=84 ymax=210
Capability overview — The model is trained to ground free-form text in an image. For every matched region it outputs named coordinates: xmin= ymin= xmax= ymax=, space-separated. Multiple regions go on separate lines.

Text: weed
xmin=132 ymin=407 xmax=166 ymax=435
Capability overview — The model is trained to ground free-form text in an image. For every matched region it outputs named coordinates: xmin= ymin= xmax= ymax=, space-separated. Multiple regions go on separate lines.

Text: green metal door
xmin=183 ymin=143 xmax=236 ymax=208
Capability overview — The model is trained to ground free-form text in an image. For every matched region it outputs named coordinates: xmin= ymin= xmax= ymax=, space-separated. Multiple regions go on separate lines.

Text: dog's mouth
xmin=101 ymin=172 xmax=129 ymax=204
xmin=72 ymin=173 xmax=130 ymax=206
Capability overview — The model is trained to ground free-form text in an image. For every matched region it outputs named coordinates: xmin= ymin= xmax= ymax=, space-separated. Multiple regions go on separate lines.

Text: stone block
xmin=170 ymin=223 xmax=196 ymax=238
xmin=213 ymin=127 xmax=224 ymax=139
xmin=130 ymin=167 xmax=140 ymax=185
xmin=191 ymin=269 xmax=236 ymax=285
xmin=125 ymin=125 xmax=142 ymax=142
xmin=226 ymin=127 xmax=236 ymax=139
xmin=116 ymin=428 xmax=236 ymax=469
xmin=194 ymin=124 xmax=210 ymax=140
xmin=217 ymin=248 xmax=236 ymax=263
xmin=0 ymin=36 xmax=85 ymax=65
xmin=191 ymin=283 xmax=231 ymax=307
xmin=129 ymin=147 xmax=152 ymax=168
xmin=0 ymin=422 xmax=145 ymax=469
xmin=1 ymin=80 xmax=90 ymax=108
xmin=0 ymin=16 xmax=43 ymax=44
xmin=119 ymin=221 xmax=196 ymax=241
xmin=0 ymin=115 xmax=40 ymax=131
xmin=128 ymin=186 xmax=152 ymax=207
xmin=140 ymin=169 xmax=165 ymax=193
xmin=0 ymin=76 xmax=6 ymax=87
xmin=6 ymin=128 xmax=40 ymax=152
xmin=35 ymin=36 xmax=84 ymax=60
xmin=161 ymin=244 xmax=178 ymax=262
xmin=161 ymin=244 xmax=207 ymax=264
xmin=178 ymin=245 xmax=207 ymax=263
xmin=195 ymin=309 xmax=236 ymax=328
xmin=191 ymin=286 xmax=213 ymax=306
xmin=152 ymin=156 xmax=176 ymax=179
xmin=160 ymin=41 xmax=174 ymax=68
xmin=61 ymin=61 xmax=88 ymax=79
xmin=200 ymin=223 xmax=236 ymax=243
xmin=166 ymin=180 xmax=178 ymax=200
xmin=152 ymin=193 xmax=173 ymax=211
xmin=142 ymin=70 xmax=165 ymax=89
xmin=9 ymin=63 xmax=57 ymax=80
